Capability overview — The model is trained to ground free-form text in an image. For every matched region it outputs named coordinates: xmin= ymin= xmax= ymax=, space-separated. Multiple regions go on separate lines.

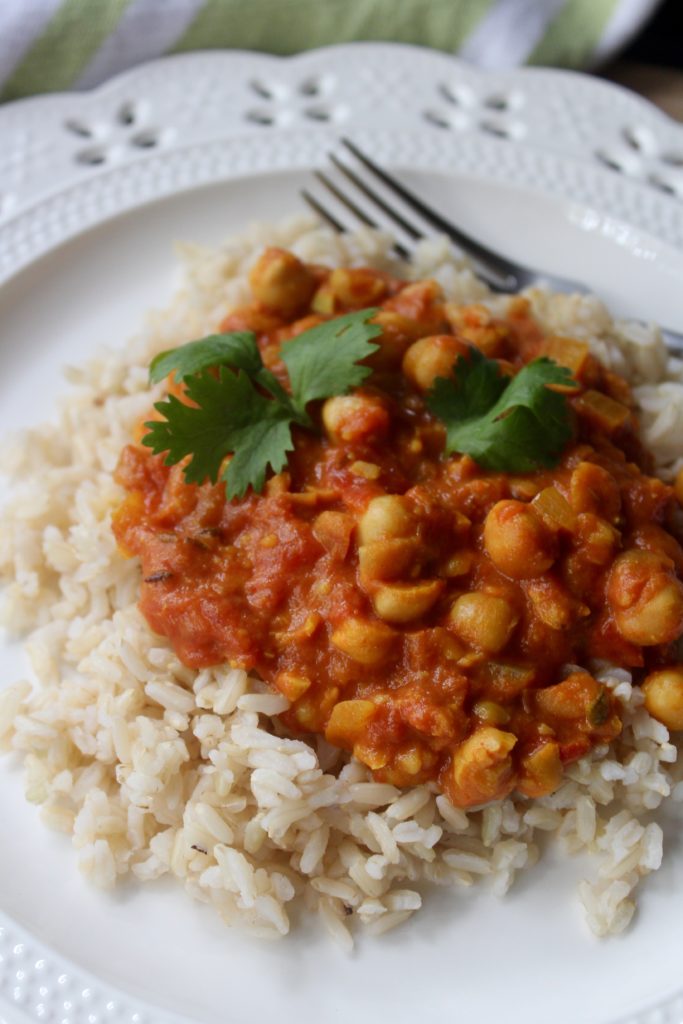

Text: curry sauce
xmin=113 ymin=248 xmax=683 ymax=808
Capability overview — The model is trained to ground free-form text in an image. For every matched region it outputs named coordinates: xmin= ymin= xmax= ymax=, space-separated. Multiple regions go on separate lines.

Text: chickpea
xmin=445 ymin=726 xmax=517 ymax=808
xmin=444 ymin=303 xmax=509 ymax=357
xmin=442 ymin=549 xmax=474 ymax=577
xmin=372 ymin=579 xmax=444 ymax=624
xmin=326 ymin=267 xmax=388 ymax=308
xmin=484 ymin=499 xmax=557 ymax=579
xmin=358 ymin=538 xmax=421 ymax=582
xmin=448 ymin=592 xmax=519 ymax=653
xmin=516 ymin=741 xmax=563 ymax=799
xmin=321 ymin=394 xmax=390 ymax=445
xmin=576 ymin=513 xmax=620 ymax=567
xmin=402 ymin=335 xmax=470 ymax=392
xmin=473 ymin=701 xmax=510 ymax=726
xmin=569 ymin=462 xmax=621 ymax=521
xmin=248 ymin=247 xmax=316 ymax=317
xmin=358 ymin=495 xmax=414 ymax=545
xmin=369 ymin=311 xmax=431 ymax=371
xmin=642 ymin=667 xmax=683 ymax=731
xmin=330 ymin=618 xmax=397 ymax=666
xmin=310 ymin=283 xmax=336 ymax=316
xmin=606 ymin=549 xmax=683 ymax=646
xmin=631 ymin=523 xmax=683 ymax=573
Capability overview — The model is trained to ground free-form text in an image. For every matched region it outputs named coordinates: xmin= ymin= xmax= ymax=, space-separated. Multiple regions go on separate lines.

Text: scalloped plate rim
xmin=1 ymin=43 xmax=683 ymax=1024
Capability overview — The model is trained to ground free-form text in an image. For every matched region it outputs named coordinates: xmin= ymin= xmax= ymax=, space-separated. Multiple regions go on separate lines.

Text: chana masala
xmin=113 ymin=248 xmax=683 ymax=810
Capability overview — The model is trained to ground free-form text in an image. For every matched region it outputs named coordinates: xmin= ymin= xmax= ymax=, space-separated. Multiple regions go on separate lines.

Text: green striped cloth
xmin=0 ymin=0 xmax=662 ymax=103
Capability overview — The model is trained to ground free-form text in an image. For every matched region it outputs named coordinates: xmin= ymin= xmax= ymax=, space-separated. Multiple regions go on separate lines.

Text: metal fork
xmin=301 ymin=137 xmax=683 ymax=357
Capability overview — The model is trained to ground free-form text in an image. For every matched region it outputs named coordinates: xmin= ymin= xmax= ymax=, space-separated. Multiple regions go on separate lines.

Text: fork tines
xmin=302 ymin=138 xmax=519 ymax=290
xmin=301 ymin=139 xmax=434 ymax=259
xmin=301 ymin=143 xmax=683 ymax=353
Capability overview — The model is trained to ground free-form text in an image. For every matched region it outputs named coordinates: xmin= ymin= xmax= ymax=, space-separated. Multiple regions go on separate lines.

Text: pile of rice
xmin=2 ymin=216 xmax=683 ymax=948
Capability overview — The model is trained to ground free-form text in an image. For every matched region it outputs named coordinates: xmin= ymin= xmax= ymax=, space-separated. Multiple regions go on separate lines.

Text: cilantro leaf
xmin=222 ymin=413 xmax=294 ymax=500
xmin=143 ymin=366 xmax=291 ymax=494
xmin=143 ymin=308 xmax=382 ymax=500
xmin=281 ymin=308 xmax=382 ymax=414
xmin=428 ymin=346 xmax=507 ymax=425
xmin=149 ymin=332 xmax=263 ymax=385
xmin=427 ymin=351 xmax=575 ymax=473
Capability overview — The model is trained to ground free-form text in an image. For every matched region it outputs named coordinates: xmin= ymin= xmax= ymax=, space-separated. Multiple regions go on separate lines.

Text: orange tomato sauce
xmin=112 ymin=249 xmax=683 ymax=807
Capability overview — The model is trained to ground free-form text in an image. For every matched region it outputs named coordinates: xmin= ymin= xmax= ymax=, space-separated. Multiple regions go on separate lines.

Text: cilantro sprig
xmin=143 ymin=309 xmax=381 ymax=499
xmin=149 ymin=332 xmax=264 ymax=384
xmin=426 ymin=348 xmax=575 ymax=473
xmin=143 ymin=306 xmax=576 ymax=501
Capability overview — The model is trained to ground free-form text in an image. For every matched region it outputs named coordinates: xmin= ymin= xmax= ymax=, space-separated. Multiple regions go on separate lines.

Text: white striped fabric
xmin=75 ymin=0 xmax=207 ymax=89
xmin=589 ymin=0 xmax=663 ymax=68
xmin=0 ymin=0 xmax=63 ymax=85
xmin=458 ymin=0 xmax=568 ymax=69
xmin=0 ymin=0 xmax=663 ymax=101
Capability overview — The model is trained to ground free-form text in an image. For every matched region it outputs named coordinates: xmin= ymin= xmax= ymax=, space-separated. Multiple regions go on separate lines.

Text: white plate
xmin=1 ymin=45 xmax=683 ymax=1024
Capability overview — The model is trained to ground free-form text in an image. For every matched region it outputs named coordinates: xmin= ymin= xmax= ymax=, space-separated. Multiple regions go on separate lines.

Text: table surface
xmin=602 ymin=61 xmax=683 ymax=122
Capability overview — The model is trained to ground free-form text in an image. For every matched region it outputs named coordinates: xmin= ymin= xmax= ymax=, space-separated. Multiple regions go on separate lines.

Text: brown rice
xmin=1 ymin=215 xmax=683 ymax=947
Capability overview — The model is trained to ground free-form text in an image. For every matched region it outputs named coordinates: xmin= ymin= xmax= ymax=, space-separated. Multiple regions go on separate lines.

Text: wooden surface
xmin=602 ymin=61 xmax=683 ymax=122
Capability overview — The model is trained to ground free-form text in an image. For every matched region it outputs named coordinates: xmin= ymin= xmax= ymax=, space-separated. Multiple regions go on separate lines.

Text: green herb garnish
xmin=144 ymin=310 xmax=575 ymax=500
xmin=149 ymin=332 xmax=265 ymax=384
xmin=143 ymin=309 xmax=381 ymax=500
xmin=426 ymin=349 xmax=575 ymax=473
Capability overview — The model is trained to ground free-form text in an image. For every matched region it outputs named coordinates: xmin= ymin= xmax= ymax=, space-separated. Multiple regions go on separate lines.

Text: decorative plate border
xmin=0 ymin=45 xmax=682 ymax=287
xmin=1 ymin=43 xmax=683 ymax=1024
